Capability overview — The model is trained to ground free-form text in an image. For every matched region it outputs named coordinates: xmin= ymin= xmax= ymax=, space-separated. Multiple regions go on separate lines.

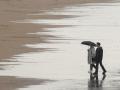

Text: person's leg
xmin=92 ymin=64 xmax=96 ymax=69
xmin=90 ymin=63 xmax=96 ymax=73
xmin=94 ymin=62 xmax=99 ymax=75
xmin=90 ymin=64 xmax=92 ymax=73
xmin=99 ymin=61 xmax=106 ymax=74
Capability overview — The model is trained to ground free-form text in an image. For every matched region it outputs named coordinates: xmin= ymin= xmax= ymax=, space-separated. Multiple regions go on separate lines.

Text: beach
xmin=0 ymin=0 xmax=120 ymax=90
xmin=0 ymin=0 xmax=115 ymax=60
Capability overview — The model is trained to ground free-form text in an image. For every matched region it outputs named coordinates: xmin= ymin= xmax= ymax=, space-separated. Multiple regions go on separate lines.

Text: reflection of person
xmin=94 ymin=42 xmax=107 ymax=75
xmin=88 ymin=74 xmax=106 ymax=88
xmin=88 ymin=45 xmax=96 ymax=74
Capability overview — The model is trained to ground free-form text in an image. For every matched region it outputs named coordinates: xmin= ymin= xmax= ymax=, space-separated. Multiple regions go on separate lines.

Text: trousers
xmin=95 ymin=61 xmax=106 ymax=74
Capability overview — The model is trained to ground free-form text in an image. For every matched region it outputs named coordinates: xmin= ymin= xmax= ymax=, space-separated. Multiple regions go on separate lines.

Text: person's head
xmin=96 ymin=42 xmax=101 ymax=47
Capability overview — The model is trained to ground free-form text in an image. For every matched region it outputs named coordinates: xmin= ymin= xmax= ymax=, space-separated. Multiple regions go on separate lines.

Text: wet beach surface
xmin=1 ymin=0 xmax=120 ymax=90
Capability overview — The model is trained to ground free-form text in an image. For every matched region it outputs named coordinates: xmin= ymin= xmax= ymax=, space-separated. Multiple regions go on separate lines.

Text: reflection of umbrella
xmin=81 ymin=41 xmax=96 ymax=46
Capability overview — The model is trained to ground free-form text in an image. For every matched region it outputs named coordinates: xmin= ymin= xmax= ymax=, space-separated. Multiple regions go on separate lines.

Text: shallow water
xmin=1 ymin=1 xmax=120 ymax=90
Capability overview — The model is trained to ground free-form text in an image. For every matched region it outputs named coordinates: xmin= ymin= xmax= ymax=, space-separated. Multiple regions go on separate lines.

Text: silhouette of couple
xmin=88 ymin=42 xmax=107 ymax=76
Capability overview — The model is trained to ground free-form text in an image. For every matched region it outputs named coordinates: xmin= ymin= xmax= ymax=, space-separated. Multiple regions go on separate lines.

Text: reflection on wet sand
xmin=88 ymin=75 xmax=106 ymax=89
xmin=0 ymin=76 xmax=53 ymax=90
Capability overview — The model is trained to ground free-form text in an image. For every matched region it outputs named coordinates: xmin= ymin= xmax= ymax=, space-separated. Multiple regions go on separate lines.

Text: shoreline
xmin=0 ymin=0 xmax=116 ymax=61
xmin=0 ymin=76 xmax=53 ymax=90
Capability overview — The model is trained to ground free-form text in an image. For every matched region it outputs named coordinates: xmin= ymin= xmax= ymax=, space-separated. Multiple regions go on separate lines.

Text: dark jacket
xmin=96 ymin=47 xmax=103 ymax=62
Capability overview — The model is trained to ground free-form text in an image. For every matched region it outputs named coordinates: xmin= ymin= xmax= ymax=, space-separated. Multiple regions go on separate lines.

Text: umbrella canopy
xmin=81 ymin=41 xmax=96 ymax=46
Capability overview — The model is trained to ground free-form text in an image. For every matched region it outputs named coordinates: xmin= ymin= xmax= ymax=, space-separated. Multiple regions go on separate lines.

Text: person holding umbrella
xmin=88 ymin=45 xmax=96 ymax=74
xmin=81 ymin=41 xmax=96 ymax=74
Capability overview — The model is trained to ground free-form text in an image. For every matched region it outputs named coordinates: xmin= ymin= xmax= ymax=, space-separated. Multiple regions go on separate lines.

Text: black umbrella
xmin=81 ymin=41 xmax=96 ymax=46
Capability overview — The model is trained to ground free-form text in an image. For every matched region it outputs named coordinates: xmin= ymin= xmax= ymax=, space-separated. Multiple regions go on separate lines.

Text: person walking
xmin=88 ymin=45 xmax=96 ymax=74
xmin=94 ymin=42 xmax=107 ymax=75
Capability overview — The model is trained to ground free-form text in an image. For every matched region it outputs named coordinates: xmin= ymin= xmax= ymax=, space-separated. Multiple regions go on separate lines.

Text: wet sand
xmin=0 ymin=76 xmax=53 ymax=90
xmin=0 ymin=0 xmax=120 ymax=90
xmin=0 ymin=0 xmax=115 ymax=60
